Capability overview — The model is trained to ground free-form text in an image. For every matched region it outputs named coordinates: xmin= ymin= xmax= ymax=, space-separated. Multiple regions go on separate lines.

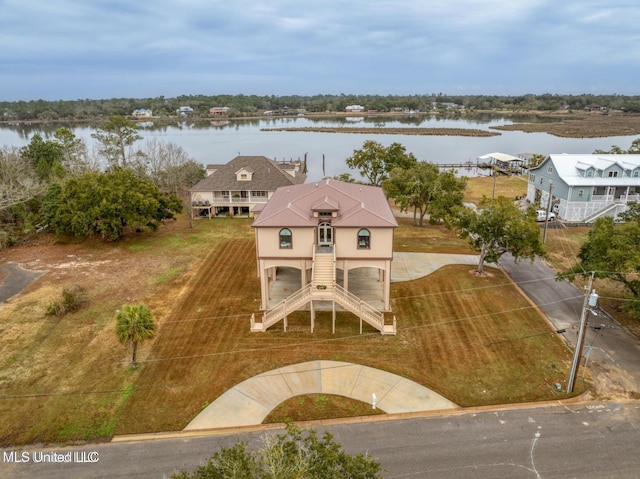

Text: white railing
xmin=591 ymin=194 xmax=640 ymax=203
xmin=333 ymin=284 xmax=387 ymax=332
xmin=253 ymin=245 xmax=396 ymax=335
xmin=261 ymin=284 xmax=312 ymax=330
xmin=210 ymin=197 xmax=269 ymax=204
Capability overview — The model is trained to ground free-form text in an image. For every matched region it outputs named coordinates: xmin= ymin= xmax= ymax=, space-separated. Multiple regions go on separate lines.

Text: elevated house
xmin=527 ymin=154 xmax=640 ymax=222
xmin=189 ymin=156 xmax=305 ymax=218
xmin=250 ymin=179 xmax=398 ymax=335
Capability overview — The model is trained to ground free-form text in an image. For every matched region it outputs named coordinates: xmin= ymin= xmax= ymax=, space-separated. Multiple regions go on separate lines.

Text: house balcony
xmin=591 ymin=194 xmax=640 ymax=203
xmin=209 ymin=196 xmax=269 ymax=205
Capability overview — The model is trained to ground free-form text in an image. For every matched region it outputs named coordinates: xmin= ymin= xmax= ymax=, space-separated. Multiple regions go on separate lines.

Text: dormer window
xmin=236 ymin=168 xmax=253 ymax=181
xmin=586 ymin=170 xmax=593 ymax=178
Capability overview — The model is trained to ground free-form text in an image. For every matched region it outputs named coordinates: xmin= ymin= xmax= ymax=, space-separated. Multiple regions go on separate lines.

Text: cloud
xmin=1 ymin=0 xmax=639 ymax=100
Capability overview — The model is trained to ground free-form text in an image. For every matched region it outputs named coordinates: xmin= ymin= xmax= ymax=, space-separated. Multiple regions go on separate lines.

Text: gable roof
xmin=535 ymin=154 xmax=640 ymax=186
xmin=190 ymin=156 xmax=306 ymax=192
xmin=252 ymin=179 xmax=398 ymax=228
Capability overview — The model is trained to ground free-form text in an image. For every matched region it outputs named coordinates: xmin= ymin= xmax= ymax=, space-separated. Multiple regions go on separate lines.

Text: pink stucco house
xmin=251 ymin=179 xmax=398 ymax=335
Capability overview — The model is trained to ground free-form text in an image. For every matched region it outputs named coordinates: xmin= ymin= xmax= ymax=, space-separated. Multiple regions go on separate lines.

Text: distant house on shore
xmin=189 ymin=155 xmax=306 ymax=218
xmin=177 ymin=106 xmax=194 ymax=116
xmin=527 ymin=154 xmax=640 ymax=223
xmin=209 ymin=107 xmax=230 ymax=116
xmin=132 ymin=109 xmax=152 ymax=118
xmin=345 ymin=105 xmax=365 ymax=112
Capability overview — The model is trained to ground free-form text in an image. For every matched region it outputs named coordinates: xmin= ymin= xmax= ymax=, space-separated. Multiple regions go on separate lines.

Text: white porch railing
xmin=210 ymin=197 xmax=269 ymax=204
xmin=591 ymin=194 xmax=640 ymax=203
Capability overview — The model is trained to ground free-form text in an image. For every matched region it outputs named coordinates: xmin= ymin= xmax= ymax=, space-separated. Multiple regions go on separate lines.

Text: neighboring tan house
xmin=189 ymin=156 xmax=305 ymax=218
xmin=250 ymin=179 xmax=398 ymax=335
xmin=527 ymin=154 xmax=640 ymax=222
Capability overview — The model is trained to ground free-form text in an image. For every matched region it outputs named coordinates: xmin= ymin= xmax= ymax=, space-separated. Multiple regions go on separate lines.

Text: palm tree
xmin=115 ymin=304 xmax=156 ymax=369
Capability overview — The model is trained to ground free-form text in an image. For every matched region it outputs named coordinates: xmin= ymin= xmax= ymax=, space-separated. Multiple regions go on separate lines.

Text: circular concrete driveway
xmin=185 ymin=360 xmax=458 ymax=430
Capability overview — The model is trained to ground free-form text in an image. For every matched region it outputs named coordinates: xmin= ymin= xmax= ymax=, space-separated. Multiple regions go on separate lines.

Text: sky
xmin=1 ymin=0 xmax=639 ymax=101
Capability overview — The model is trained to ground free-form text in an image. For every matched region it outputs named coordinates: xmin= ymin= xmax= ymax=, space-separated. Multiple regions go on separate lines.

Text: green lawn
xmin=0 ymin=213 xmax=581 ymax=445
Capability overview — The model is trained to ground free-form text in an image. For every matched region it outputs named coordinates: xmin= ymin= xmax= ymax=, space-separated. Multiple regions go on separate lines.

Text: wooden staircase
xmin=251 ymin=246 xmax=396 ymax=335
xmin=311 ymin=246 xmax=335 ymax=292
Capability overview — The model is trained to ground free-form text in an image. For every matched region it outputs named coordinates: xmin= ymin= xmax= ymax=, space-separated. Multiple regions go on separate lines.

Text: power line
xmin=0 ymin=292 xmax=582 ymax=401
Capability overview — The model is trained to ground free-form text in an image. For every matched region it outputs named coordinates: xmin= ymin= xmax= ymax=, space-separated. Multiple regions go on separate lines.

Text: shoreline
xmin=2 ymin=111 xmax=640 ymax=139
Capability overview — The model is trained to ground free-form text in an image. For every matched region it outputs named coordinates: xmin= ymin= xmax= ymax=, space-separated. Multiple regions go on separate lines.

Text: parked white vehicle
xmin=536 ymin=209 xmax=556 ymax=222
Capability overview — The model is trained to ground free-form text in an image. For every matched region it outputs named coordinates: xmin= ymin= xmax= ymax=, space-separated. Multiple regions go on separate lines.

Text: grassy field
xmin=463 ymin=175 xmax=529 ymax=206
xmin=0 ymin=182 xmax=583 ymax=445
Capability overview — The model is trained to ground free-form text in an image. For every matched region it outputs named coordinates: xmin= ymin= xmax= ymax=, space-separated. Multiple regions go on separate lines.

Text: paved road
xmin=0 ymin=262 xmax=45 ymax=302
xmin=499 ymin=254 xmax=640 ymax=395
xmin=3 ymin=401 xmax=639 ymax=478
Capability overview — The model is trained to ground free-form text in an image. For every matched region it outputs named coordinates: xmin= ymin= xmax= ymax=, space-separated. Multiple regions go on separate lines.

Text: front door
xmin=318 ymin=222 xmax=333 ymax=246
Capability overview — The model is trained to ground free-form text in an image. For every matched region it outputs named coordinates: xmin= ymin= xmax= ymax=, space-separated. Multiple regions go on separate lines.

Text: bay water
xmin=0 ymin=116 xmax=635 ymax=181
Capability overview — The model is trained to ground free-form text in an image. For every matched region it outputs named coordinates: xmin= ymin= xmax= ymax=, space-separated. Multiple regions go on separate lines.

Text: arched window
xmin=357 ymin=229 xmax=370 ymax=249
xmin=279 ymin=228 xmax=292 ymax=249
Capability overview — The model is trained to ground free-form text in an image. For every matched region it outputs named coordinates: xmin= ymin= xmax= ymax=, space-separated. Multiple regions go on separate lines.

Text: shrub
xmin=46 ymin=284 xmax=88 ymax=316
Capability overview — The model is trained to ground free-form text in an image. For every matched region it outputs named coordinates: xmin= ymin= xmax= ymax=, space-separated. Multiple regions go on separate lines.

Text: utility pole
xmin=542 ymin=181 xmax=553 ymax=244
xmin=492 ymin=166 xmax=497 ymax=199
xmin=567 ymin=272 xmax=598 ymax=393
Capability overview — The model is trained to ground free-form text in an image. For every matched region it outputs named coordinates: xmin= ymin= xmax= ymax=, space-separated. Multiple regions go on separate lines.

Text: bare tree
xmin=0 ymin=146 xmax=43 ymax=210
xmin=131 ymin=138 xmax=204 ymax=194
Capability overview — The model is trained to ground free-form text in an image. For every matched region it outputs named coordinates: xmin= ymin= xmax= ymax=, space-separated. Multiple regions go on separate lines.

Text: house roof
xmin=478 ymin=152 xmax=523 ymax=163
xmin=190 ymin=156 xmax=306 ymax=192
xmin=537 ymin=154 xmax=640 ymax=187
xmin=252 ymin=179 xmax=398 ymax=228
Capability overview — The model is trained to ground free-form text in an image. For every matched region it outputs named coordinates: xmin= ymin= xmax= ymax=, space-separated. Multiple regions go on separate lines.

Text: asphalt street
xmin=499 ymin=253 xmax=640 ymax=395
xmin=3 ymin=402 xmax=639 ymax=478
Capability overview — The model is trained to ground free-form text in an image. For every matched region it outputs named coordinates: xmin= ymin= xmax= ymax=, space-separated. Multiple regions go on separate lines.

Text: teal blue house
xmin=526 ymin=154 xmax=640 ymax=223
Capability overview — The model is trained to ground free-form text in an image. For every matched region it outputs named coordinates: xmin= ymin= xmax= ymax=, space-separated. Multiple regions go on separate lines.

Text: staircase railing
xmin=258 ymin=284 xmax=312 ymax=331
xmin=333 ymin=283 xmax=386 ymax=332
xmin=253 ymin=244 xmax=395 ymax=335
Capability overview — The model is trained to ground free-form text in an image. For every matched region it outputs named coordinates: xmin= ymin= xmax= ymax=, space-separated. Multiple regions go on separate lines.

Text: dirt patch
xmin=468 ymin=269 xmax=494 ymax=278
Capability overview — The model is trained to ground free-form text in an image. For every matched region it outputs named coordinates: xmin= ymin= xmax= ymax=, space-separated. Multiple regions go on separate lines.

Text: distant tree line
xmin=2 ymin=93 xmax=640 ymax=121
